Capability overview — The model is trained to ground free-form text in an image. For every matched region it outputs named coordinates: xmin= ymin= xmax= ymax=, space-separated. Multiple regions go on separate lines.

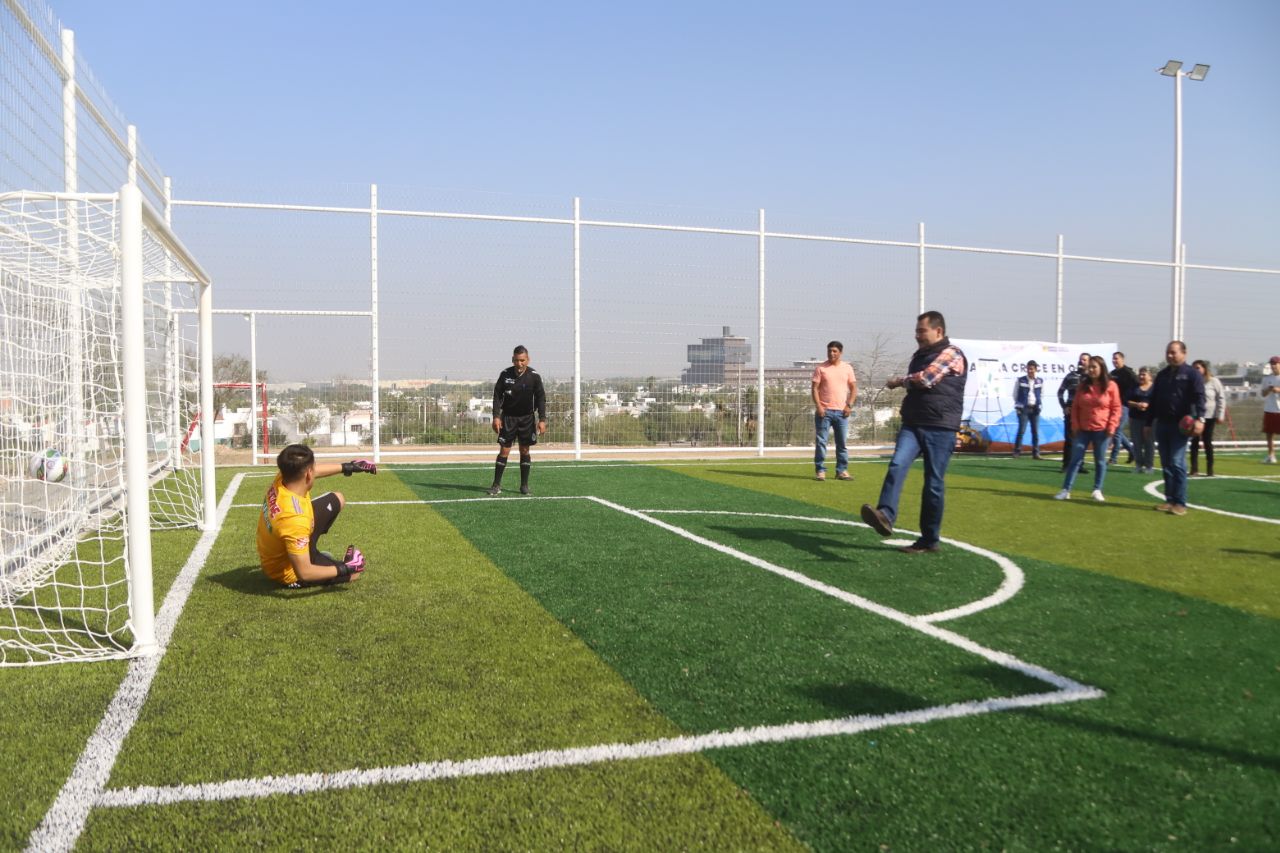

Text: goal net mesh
xmin=0 ymin=192 xmax=204 ymax=665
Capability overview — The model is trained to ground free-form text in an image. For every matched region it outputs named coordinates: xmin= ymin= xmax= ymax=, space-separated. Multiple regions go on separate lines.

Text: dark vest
xmin=900 ymin=337 xmax=967 ymax=430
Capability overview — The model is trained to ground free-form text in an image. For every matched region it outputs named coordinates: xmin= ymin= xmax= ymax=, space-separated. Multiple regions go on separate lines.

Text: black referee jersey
xmin=493 ymin=366 xmax=547 ymax=420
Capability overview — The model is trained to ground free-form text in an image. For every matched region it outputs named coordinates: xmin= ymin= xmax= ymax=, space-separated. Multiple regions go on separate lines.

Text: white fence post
xmin=370 ymin=183 xmax=381 ymax=463
xmin=1056 ymin=234 xmax=1064 ymax=343
xmin=757 ymin=208 xmax=766 ymax=456
xmin=249 ymin=312 xmax=259 ymax=465
xmin=917 ymin=222 xmax=926 ymax=313
xmin=573 ymin=196 xmax=582 ymax=460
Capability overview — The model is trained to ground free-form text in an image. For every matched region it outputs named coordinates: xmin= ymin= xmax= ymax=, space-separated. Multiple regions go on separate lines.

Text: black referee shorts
xmin=497 ymin=413 xmax=538 ymax=448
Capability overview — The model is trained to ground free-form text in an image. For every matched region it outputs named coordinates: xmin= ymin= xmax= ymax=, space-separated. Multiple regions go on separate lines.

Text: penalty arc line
xmin=639 ymin=508 xmax=1025 ymax=624
xmin=1141 ymin=479 xmax=1280 ymax=524
xmin=25 ymin=474 xmax=246 ymax=853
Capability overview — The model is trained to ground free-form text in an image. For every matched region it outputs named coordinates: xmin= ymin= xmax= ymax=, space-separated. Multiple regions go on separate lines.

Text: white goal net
xmin=0 ymin=189 xmax=212 ymax=666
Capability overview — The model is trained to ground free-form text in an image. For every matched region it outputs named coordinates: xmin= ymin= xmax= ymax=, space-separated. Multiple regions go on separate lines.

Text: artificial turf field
xmin=3 ymin=454 xmax=1278 ymax=851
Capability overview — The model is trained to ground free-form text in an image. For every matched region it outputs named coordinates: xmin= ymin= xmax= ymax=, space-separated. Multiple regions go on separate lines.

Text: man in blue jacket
xmin=1012 ymin=360 xmax=1044 ymax=459
xmin=1145 ymin=340 xmax=1206 ymax=516
xmin=860 ymin=311 xmax=968 ymax=554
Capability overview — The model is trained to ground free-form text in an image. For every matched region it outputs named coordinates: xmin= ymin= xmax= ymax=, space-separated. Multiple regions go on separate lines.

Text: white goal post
xmin=0 ymin=184 xmax=214 ymax=665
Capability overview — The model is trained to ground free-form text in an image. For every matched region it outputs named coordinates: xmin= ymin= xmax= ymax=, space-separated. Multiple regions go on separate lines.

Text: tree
xmin=292 ymin=397 xmax=323 ymax=445
xmin=852 ymin=331 xmax=909 ymax=444
xmin=213 ymin=353 xmax=266 ymax=415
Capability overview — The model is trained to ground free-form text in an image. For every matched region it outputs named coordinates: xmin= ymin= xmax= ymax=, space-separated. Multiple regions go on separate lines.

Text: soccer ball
xmin=28 ymin=448 xmax=68 ymax=483
xmin=1178 ymin=415 xmax=1198 ymax=437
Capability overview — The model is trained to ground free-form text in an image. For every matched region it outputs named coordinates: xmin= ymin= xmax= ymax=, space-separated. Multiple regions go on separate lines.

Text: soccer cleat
xmin=1091 ymin=489 xmax=1105 ymax=502
xmin=519 ymin=484 xmax=531 ymax=495
xmin=1054 ymin=490 xmax=1070 ymax=500
xmin=860 ymin=504 xmax=893 ymax=537
xmin=486 ymin=485 xmax=502 ymax=496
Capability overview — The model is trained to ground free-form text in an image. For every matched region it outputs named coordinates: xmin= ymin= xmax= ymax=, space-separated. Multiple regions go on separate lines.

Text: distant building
xmin=682 ymin=326 xmax=751 ymax=386
xmin=764 ymin=359 xmax=823 ymax=387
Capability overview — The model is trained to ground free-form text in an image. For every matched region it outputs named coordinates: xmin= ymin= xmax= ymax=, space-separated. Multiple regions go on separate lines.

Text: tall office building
xmin=681 ymin=326 xmax=752 ymax=386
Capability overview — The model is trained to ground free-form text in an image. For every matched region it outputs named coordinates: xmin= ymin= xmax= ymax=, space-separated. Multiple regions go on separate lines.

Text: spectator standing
xmin=1127 ymin=368 xmax=1156 ymax=474
xmin=1012 ymin=360 xmax=1043 ymax=459
xmin=811 ymin=340 xmax=858 ymax=481
xmin=1189 ymin=360 xmax=1225 ymax=477
xmin=1262 ymin=356 xmax=1280 ymax=464
xmin=860 ymin=311 xmax=968 ymax=554
xmin=1109 ymin=352 xmax=1139 ymax=465
xmin=1057 ymin=353 xmax=1091 ymax=473
xmin=1145 ymin=341 xmax=1206 ymax=516
xmin=1054 ymin=356 xmax=1121 ymax=502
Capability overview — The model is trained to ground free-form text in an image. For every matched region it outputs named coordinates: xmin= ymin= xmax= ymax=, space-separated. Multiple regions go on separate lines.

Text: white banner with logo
xmin=951 ymin=339 xmax=1118 ymax=450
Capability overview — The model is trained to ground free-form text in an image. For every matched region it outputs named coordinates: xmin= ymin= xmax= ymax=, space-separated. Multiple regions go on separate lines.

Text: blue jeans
xmin=1062 ymin=430 xmax=1110 ymax=492
xmin=1155 ymin=420 xmax=1190 ymax=506
xmin=814 ymin=410 xmax=849 ymax=474
xmin=875 ymin=425 xmax=957 ymax=548
xmin=1014 ymin=407 xmax=1040 ymax=452
xmin=1131 ymin=417 xmax=1154 ymax=470
xmin=1109 ymin=407 xmax=1133 ymax=462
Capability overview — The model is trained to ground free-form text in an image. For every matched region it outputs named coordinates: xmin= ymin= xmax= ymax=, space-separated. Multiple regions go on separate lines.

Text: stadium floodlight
xmin=1157 ymin=59 xmax=1210 ymax=340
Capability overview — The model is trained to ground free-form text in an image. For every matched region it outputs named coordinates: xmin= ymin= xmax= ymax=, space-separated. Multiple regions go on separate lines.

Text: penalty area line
xmin=96 ymin=686 xmax=1101 ymax=809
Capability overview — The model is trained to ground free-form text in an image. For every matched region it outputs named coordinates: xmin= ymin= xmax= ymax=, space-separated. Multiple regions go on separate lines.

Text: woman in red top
xmin=1054 ymin=355 xmax=1122 ymax=502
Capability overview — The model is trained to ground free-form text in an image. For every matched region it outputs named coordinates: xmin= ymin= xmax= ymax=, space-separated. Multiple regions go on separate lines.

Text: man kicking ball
xmin=257 ymin=443 xmax=376 ymax=587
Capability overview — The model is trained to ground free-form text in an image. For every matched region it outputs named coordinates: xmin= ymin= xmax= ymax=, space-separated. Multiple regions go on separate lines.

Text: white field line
xmin=638 ymin=509 xmax=1024 ymax=624
xmin=590 ymin=497 xmax=1085 ymax=692
xmin=1142 ymin=479 xmax=1280 ymax=524
xmin=26 ymin=474 xmax=246 ymax=853
xmin=96 ymin=686 xmax=1101 ymax=809
xmin=48 ymin=489 xmax=1101 ymax=821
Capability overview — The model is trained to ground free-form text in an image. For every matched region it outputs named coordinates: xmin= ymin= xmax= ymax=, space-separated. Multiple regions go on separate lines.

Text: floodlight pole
xmin=1160 ymin=60 xmax=1208 ymax=341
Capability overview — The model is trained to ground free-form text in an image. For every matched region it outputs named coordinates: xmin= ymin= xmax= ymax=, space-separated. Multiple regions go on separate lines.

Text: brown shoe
xmin=860 ymin=504 xmax=893 ymax=537
xmin=1154 ymin=503 xmax=1172 ymax=512
xmin=836 ymin=471 xmax=852 ymax=481
xmin=898 ymin=542 xmax=940 ymax=554
xmin=1169 ymin=505 xmax=1187 ymax=516
xmin=815 ymin=471 xmax=826 ymax=481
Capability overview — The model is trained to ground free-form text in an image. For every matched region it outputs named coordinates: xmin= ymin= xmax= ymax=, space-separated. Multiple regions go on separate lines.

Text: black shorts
xmin=497 ymin=413 xmax=539 ymax=448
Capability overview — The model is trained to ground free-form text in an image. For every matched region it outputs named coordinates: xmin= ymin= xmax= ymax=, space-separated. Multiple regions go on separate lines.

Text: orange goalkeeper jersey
xmin=256 ymin=475 xmax=313 ymax=585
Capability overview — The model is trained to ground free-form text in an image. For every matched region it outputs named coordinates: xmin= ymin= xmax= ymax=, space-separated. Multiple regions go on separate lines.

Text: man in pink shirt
xmin=812 ymin=340 xmax=858 ymax=481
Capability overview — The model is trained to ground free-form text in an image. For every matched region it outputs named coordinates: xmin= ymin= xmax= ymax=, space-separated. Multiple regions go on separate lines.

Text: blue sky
xmin=41 ymin=0 xmax=1280 ymax=375
xmin=53 ymin=1 xmax=1278 ymax=260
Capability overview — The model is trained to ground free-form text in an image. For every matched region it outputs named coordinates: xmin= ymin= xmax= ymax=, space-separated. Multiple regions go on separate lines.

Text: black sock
xmin=493 ymin=455 xmax=507 ymax=485
xmin=520 ymin=458 xmax=531 ymax=487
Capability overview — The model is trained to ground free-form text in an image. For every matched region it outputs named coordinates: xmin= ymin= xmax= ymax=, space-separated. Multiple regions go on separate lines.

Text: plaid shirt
xmin=902 ymin=345 xmax=966 ymax=389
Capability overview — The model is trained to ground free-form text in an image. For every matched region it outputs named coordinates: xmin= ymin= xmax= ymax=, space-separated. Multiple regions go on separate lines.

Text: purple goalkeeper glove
xmin=335 ymin=545 xmax=366 ymax=578
xmin=342 ymin=459 xmax=377 ymax=476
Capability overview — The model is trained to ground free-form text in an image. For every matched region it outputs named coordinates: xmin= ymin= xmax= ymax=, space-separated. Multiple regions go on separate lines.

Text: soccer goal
xmin=0 ymin=184 xmax=214 ymax=666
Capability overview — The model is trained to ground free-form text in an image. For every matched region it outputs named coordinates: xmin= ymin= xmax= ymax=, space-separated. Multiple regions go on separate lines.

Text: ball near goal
xmin=27 ymin=448 xmax=68 ymax=483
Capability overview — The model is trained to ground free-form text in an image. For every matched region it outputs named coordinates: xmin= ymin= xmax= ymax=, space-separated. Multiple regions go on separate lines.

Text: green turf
xmin=84 ymin=469 xmax=796 ymax=849
xmin=4 ymin=458 xmax=1277 ymax=850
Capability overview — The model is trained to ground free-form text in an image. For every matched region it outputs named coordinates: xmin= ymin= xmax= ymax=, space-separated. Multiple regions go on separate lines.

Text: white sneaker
xmin=1091 ymin=489 xmax=1105 ymax=502
xmin=1054 ymin=489 xmax=1070 ymax=500
xmin=1266 ymin=455 xmax=1277 ymax=464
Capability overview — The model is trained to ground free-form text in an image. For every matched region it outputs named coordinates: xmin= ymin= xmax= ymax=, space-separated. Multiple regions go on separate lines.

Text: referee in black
xmin=487 ymin=345 xmax=547 ymax=495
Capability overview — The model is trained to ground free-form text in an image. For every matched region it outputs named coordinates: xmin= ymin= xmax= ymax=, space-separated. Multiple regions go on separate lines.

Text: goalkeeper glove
xmin=335 ymin=545 xmax=366 ymax=577
xmin=342 ymin=459 xmax=377 ymax=476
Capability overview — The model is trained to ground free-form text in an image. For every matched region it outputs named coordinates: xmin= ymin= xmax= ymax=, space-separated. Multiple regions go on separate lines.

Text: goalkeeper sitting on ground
xmin=256 ymin=443 xmax=376 ymax=587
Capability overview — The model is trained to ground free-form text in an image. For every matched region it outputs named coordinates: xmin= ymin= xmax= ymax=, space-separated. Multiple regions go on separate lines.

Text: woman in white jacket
xmin=1190 ymin=360 xmax=1225 ymax=476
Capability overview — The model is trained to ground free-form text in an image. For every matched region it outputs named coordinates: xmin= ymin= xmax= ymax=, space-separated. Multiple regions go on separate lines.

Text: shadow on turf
xmin=1021 ymin=708 xmax=1280 ymax=772
xmin=706 ymin=524 xmax=887 ymax=560
xmin=1221 ymin=547 xmax=1280 ymax=560
xmin=204 ymin=565 xmax=357 ymax=598
xmin=799 ymin=681 xmax=928 ymax=716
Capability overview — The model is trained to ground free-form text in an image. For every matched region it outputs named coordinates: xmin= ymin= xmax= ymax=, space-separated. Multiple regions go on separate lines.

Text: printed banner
xmin=950 ymin=339 xmax=1118 ymax=452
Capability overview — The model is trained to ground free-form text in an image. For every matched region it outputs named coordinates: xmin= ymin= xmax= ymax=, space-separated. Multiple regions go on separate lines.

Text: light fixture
xmin=1189 ymin=63 xmax=1210 ymax=81
xmin=1159 ymin=60 xmax=1183 ymax=76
